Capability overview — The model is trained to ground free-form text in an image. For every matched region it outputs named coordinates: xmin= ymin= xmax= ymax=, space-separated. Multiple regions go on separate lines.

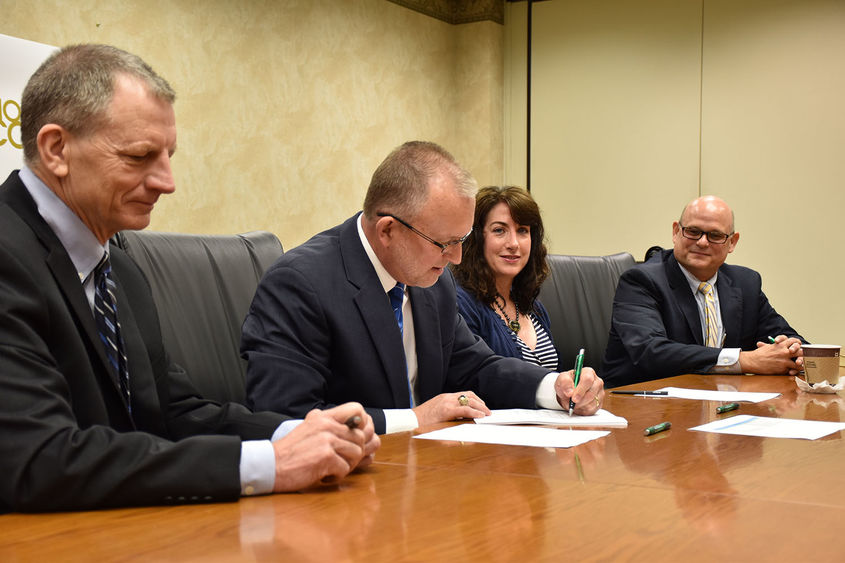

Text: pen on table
xmin=569 ymin=348 xmax=585 ymax=416
xmin=643 ymin=421 xmax=671 ymax=436
xmin=611 ymin=390 xmax=669 ymax=396
xmin=716 ymin=402 xmax=740 ymax=414
xmin=344 ymin=415 xmax=362 ymax=430
xmin=574 ymin=452 xmax=585 ymax=482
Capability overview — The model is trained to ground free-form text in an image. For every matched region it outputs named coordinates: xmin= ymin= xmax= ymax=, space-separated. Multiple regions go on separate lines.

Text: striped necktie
xmin=387 ymin=282 xmax=414 ymax=406
xmin=697 ymin=281 xmax=719 ymax=348
xmin=94 ymin=252 xmax=131 ymax=412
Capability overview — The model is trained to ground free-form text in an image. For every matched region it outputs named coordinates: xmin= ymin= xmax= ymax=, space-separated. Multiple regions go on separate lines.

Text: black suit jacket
xmin=601 ymin=249 xmax=804 ymax=387
xmin=0 ymin=171 xmax=286 ymax=512
xmin=241 ymin=214 xmax=550 ymax=434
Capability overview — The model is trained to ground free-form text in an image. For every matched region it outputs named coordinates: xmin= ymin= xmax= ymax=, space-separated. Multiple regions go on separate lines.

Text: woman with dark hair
xmin=451 ymin=186 xmax=558 ymax=370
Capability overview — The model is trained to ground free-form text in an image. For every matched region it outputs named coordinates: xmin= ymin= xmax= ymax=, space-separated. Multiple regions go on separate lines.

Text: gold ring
xmin=458 ymin=394 xmax=469 ymax=406
xmin=595 ymin=396 xmax=600 ymax=408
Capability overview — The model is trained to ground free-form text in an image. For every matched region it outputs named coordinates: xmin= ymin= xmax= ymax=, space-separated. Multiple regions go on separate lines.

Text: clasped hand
xmin=746 ymin=335 xmax=804 ymax=375
xmin=272 ymin=402 xmax=380 ymax=492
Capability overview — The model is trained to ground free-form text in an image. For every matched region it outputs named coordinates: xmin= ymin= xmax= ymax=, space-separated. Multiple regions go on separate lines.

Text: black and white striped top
xmin=513 ymin=313 xmax=559 ymax=370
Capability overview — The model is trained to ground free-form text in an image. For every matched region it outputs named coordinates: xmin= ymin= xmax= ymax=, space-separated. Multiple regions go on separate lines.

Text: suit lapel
xmin=1 ymin=172 xmax=129 ymax=409
xmin=409 ymin=285 xmax=444 ymax=402
xmin=339 ymin=215 xmax=413 ymax=407
xmin=715 ymin=268 xmax=742 ymax=347
xmin=665 ymin=253 xmax=705 ymax=345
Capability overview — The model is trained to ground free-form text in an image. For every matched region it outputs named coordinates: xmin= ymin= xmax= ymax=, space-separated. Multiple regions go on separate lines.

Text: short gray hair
xmin=21 ymin=43 xmax=175 ymax=165
xmin=362 ymin=141 xmax=477 ymax=221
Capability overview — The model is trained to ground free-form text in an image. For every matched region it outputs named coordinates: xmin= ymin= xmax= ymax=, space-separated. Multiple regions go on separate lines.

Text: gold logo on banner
xmin=0 ymin=98 xmax=22 ymax=149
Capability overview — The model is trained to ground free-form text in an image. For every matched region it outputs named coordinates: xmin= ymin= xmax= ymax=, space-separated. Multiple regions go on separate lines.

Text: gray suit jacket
xmin=0 ymin=171 xmax=286 ymax=512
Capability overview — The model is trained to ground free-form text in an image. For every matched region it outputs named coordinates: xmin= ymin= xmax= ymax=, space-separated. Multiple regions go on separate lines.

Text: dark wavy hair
xmin=451 ymin=186 xmax=549 ymax=313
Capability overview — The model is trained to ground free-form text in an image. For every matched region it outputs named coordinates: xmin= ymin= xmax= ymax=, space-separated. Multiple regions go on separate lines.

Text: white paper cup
xmin=802 ymin=344 xmax=840 ymax=385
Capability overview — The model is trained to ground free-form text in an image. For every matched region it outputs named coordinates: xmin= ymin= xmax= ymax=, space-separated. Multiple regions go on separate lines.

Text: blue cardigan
xmin=455 ymin=283 xmax=558 ymax=371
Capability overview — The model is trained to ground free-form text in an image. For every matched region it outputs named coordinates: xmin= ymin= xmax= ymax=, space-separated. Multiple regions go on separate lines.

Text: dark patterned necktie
xmin=93 ymin=252 xmax=131 ymax=412
xmin=388 ymin=282 xmax=405 ymax=335
xmin=387 ymin=282 xmax=414 ymax=406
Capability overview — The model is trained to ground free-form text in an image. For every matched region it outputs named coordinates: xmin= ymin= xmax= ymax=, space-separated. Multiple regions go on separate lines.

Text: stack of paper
xmin=474 ymin=408 xmax=628 ymax=428
xmin=412 ymin=408 xmax=627 ymax=449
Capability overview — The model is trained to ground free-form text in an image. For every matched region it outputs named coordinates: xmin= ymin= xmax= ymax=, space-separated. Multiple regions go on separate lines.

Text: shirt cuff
xmin=239 ymin=440 xmax=276 ymax=496
xmin=240 ymin=419 xmax=304 ymax=496
xmin=535 ymin=372 xmax=563 ymax=410
xmin=710 ymin=348 xmax=742 ymax=373
xmin=384 ymin=408 xmax=419 ymax=434
xmin=272 ymin=419 xmax=303 ymax=441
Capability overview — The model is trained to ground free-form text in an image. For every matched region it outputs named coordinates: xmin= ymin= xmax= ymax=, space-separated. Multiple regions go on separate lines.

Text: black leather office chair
xmin=537 ymin=253 xmax=635 ymax=370
xmin=113 ymin=230 xmax=284 ymax=404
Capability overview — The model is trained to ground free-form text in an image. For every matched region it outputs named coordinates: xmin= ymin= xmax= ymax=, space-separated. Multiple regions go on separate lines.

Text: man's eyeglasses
xmin=377 ymin=213 xmax=472 ymax=255
xmin=678 ymin=224 xmax=733 ymax=244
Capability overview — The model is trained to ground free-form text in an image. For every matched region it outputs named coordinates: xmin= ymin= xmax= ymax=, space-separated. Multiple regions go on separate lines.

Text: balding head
xmin=679 ymin=196 xmax=735 ymax=233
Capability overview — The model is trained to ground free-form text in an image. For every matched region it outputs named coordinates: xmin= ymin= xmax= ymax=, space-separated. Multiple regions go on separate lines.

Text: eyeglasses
xmin=377 ymin=213 xmax=472 ymax=255
xmin=678 ymin=224 xmax=733 ymax=244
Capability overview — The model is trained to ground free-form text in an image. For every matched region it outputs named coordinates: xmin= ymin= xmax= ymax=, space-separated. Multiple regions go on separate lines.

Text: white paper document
xmin=690 ymin=415 xmax=845 ymax=440
xmin=657 ymin=387 xmax=780 ymax=403
xmin=474 ymin=408 xmax=628 ymax=428
xmin=414 ymin=424 xmax=609 ymax=449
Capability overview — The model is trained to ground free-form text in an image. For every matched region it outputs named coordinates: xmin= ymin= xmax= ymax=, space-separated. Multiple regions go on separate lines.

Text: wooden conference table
xmin=1 ymin=373 xmax=843 ymax=562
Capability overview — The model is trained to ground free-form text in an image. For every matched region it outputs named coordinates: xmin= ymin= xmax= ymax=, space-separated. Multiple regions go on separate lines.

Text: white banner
xmin=0 ymin=34 xmax=57 ymax=177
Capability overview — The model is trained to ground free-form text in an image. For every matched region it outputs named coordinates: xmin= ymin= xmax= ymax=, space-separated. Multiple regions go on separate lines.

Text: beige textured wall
xmin=702 ymin=0 xmax=845 ymax=347
xmin=518 ymin=0 xmax=845 ymax=349
xmin=529 ymin=0 xmax=703 ymax=256
xmin=2 ymin=0 xmax=503 ymax=249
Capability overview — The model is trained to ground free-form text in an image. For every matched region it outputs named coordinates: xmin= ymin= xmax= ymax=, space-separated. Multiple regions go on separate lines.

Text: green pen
xmin=716 ymin=402 xmax=740 ymax=414
xmin=767 ymin=336 xmax=776 ymax=344
xmin=569 ymin=348 xmax=585 ymax=416
xmin=643 ymin=421 xmax=671 ymax=436
xmin=574 ymin=452 xmax=585 ymax=482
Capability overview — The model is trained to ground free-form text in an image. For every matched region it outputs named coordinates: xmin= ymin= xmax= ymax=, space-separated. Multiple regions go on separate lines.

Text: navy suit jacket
xmin=241 ymin=214 xmax=550 ymax=434
xmin=601 ymin=249 xmax=804 ymax=388
xmin=0 ymin=171 xmax=285 ymax=512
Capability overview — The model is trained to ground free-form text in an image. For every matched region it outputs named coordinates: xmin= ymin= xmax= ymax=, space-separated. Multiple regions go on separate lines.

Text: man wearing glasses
xmin=602 ymin=195 xmax=805 ymax=387
xmin=242 ymin=141 xmax=605 ymax=434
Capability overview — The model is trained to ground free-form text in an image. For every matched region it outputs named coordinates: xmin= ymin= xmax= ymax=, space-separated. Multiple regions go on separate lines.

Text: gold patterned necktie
xmin=697 ymin=281 xmax=719 ymax=347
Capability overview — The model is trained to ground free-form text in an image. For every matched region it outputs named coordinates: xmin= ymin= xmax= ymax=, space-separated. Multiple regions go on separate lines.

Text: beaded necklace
xmin=492 ymin=293 xmax=520 ymax=333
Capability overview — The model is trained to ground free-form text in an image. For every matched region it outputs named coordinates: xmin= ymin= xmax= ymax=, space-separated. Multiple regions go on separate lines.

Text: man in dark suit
xmin=601 ymin=195 xmax=805 ymax=387
xmin=0 ymin=44 xmax=378 ymax=513
xmin=242 ymin=141 xmax=605 ymax=434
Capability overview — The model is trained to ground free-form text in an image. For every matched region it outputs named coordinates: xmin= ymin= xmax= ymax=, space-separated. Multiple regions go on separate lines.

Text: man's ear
xmin=727 ymin=231 xmax=740 ymax=253
xmin=375 ymin=215 xmax=396 ymax=246
xmin=36 ymin=124 xmax=70 ymax=178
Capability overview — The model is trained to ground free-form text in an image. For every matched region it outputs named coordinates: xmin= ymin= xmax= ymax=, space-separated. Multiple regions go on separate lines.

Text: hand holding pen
xmin=738 ymin=334 xmax=804 ymax=375
xmin=555 ymin=349 xmax=604 ymax=416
